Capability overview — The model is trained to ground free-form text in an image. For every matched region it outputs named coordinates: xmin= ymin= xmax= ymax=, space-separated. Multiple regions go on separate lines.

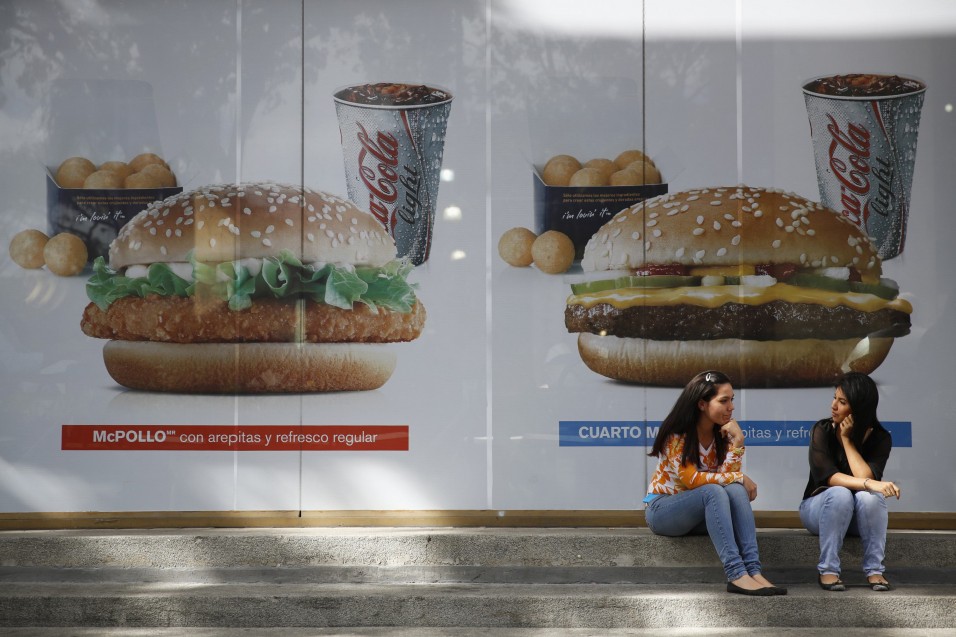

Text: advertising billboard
xmin=1 ymin=0 xmax=954 ymax=519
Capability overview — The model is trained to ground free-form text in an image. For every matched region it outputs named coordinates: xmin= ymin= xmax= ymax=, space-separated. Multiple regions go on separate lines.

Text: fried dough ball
xmin=124 ymin=171 xmax=164 ymax=189
xmin=55 ymin=157 xmax=96 ymax=188
xmin=614 ymin=149 xmax=654 ymax=170
xmin=542 ymin=155 xmax=582 ymax=186
xmin=9 ymin=229 xmax=49 ymax=269
xmin=544 ymin=154 xmax=581 ymax=172
xmin=583 ymin=158 xmax=617 ymax=182
xmin=497 ymin=227 xmax=537 ymax=267
xmin=139 ymin=163 xmax=176 ymax=187
xmin=128 ymin=152 xmax=168 ymax=172
xmin=625 ymin=159 xmax=662 ymax=184
xmin=99 ymin=161 xmax=134 ymax=182
xmin=83 ymin=169 xmax=124 ymax=189
xmin=569 ymin=167 xmax=607 ymax=187
xmin=532 ymin=230 xmax=575 ymax=274
xmin=43 ymin=232 xmax=88 ymax=276
xmin=609 ymin=168 xmax=645 ymax=186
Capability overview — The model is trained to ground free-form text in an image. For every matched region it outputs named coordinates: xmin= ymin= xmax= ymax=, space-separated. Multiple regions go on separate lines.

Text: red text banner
xmin=62 ymin=425 xmax=409 ymax=451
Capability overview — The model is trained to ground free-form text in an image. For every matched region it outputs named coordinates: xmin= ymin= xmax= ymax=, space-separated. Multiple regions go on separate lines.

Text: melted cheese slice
xmin=567 ymin=283 xmax=913 ymax=314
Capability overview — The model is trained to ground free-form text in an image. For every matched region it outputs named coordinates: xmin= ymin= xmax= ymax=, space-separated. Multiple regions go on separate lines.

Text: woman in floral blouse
xmin=644 ymin=370 xmax=784 ymax=596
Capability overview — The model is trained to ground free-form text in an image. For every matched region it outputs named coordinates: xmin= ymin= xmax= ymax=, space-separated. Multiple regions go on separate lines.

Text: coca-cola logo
xmin=398 ymin=167 xmax=422 ymax=225
xmin=356 ymin=122 xmax=399 ymax=230
xmin=825 ymin=113 xmax=898 ymax=225
xmin=826 ymin=114 xmax=871 ymax=226
xmin=355 ymin=122 xmax=426 ymax=232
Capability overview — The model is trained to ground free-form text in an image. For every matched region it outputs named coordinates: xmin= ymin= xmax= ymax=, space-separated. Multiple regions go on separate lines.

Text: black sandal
xmin=818 ymin=574 xmax=845 ymax=591
xmin=868 ymin=577 xmax=892 ymax=591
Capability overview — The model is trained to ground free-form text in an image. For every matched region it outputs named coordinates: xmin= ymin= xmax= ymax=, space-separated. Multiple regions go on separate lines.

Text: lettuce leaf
xmin=85 ymin=250 xmax=419 ymax=313
xmin=86 ymin=257 xmax=191 ymax=311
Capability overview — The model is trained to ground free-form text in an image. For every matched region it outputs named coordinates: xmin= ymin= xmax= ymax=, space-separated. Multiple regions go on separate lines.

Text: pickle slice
xmin=849 ymin=280 xmax=899 ymax=300
xmin=570 ymin=275 xmax=700 ymax=294
xmin=789 ymin=273 xmax=851 ymax=293
xmin=613 ymin=275 xmax=700 ymax=289
xmin=570 ymin=278 xmax=619 ymax=295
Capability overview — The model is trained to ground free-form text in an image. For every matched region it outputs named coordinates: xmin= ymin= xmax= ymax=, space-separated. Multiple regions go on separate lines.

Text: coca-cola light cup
xmin=333 ymin=82 xmax=453 ymax=265
xmin=803 ymin=73 xmax=926 ymax=260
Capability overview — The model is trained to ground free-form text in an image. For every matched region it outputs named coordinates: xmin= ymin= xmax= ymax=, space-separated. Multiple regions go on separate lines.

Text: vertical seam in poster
xmin=298 ymin=0 xmax=306 ymax=517
xmin=734 ymin=0 xmax=749 ymax=470
xmin=233 ymin=0 xmax=243 ymax=511
xmin=641 ymin=0 xmax=649 ymax=498
xmin=484 ymin=0 xmax=494 ymax=510
xmin=736 ymin=0 xmax=743 ymax=185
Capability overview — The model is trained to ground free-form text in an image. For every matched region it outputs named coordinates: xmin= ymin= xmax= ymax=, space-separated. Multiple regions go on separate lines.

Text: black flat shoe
xmin=818 ymin=575 xmax=845 ymax=591
xmin=727 ymin=581 xmax=776 ymax=596
xmin=770 ymin=586 xmax=788 ymax=595
xmin=868 ymin=577 xmax=892 ymax=591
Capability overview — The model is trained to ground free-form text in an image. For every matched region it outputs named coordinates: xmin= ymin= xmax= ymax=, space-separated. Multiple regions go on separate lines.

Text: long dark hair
xmin=649 ymin=370 xmax=732 ymax=469
xmin=836 ymin=371 xmax=884 ymax=448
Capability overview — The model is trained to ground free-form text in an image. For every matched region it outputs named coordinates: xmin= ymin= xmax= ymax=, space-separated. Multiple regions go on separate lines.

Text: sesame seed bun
xmin=581 ymin=186 xmax=881 ymax=281
xmin=110 ymin=182 xmax=396 ymax=269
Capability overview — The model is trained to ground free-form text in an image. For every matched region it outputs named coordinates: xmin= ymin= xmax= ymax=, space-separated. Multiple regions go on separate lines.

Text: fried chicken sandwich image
xmin=82 ymin=182 xmax=425 ymax=393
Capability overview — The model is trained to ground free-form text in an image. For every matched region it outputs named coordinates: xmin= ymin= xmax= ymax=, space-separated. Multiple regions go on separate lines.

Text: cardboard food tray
xmin=43 ymin=78 xmax=180 ymax=262
xmin=533 ymin=170 xmax=668 ymax=260
xmin=46 ymin=173 xmax=182 ymax=261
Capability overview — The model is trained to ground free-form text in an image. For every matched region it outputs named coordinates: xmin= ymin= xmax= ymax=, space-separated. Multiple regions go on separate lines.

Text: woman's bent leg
xmin=848 ymin=490 xmax=889 ymax=576
xmin=647 ymin=485 xmax=747 ymax=581
xmin=724 ymin=482 xmax=761 ymax=576
xmin=645 ymin=490 xmax=707 ymax=536
xmin=799 ymin=487 xmax=854 ymax=575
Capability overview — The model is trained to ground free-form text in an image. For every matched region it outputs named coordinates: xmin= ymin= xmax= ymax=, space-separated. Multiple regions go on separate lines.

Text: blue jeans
xmin=799 ymin=486 xmax=888 ymax=577
xmin=645 ymin=482 xmax=761 ymax=582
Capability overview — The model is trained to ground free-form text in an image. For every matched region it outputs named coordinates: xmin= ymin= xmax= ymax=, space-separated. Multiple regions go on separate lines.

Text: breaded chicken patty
xmin=82 ymin=296 xmax=426 ymax=344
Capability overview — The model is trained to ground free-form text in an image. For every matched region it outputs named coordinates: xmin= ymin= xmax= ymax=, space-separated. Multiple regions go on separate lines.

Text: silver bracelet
xmin=863 ymin=478 xmax=871 ymax=491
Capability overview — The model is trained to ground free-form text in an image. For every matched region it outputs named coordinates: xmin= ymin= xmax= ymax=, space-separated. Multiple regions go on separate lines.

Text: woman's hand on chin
xmin=721 ymin=419 xmax=745 ymax=448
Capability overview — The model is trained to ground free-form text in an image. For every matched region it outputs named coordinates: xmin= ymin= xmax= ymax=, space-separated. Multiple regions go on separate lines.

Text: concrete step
xmin=1 ymin=581 xmax=955 ymax=629
xmin=0 ymin=528 xmax=953 ymax=630
xmin=2 ymin=564 xmax=955 ymax=586
xmin=1 ymin=630 xmax=955 ymax=637
xmin=2 ymin=527 xmax=954 ymax=570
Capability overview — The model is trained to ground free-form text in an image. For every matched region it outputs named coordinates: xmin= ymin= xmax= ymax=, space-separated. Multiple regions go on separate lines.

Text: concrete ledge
xmin=1 ymin=631 xmax=956 ymax=637
xmin=1 ymin=630 xmax=955 ymax=637
xmin=1 ymin=510 xmax=955 ymax=531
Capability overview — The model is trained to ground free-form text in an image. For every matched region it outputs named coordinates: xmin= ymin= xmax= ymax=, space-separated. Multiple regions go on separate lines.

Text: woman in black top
xmin=799 ymin=372 xmax=901 ymax=591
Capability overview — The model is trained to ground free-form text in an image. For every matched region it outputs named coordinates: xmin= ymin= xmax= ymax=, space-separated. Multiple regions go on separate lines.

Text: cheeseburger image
xmin=565 ymin=186 xmax=912 ymax=387
xmin=81 ymin=182 xmax=425 ymax=393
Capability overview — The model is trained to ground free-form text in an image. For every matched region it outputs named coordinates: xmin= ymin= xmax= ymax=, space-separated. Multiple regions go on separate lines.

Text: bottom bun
xmin=103 ymin=341 xmax=397 ymax=393
xmin=577 ymin=333 xmax=895 ymax=388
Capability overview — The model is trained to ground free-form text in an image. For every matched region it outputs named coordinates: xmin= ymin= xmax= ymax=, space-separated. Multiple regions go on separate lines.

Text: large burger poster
xmin=564 ymin=186 xmax=911 ymax=388
xmin=0 ymin=0 xmax=953 ymax=518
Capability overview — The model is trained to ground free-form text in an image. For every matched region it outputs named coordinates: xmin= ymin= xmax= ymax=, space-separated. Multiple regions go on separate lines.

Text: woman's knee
xmin=823 ymin=486 xmax=854 ymax=508
xmin=724 ymin=481 xmax=749 ymax=500
xmin=854 ymin=489 xmax=887 ymax=512
xmin=697 ymin=483 xmax=728 ymax=503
